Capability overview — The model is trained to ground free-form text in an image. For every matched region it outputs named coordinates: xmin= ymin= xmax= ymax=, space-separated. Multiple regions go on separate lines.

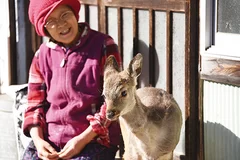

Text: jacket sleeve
xmin=23 ymin=50 xmax=48 ymax=137
xmin=86 ymin=103 xmax=111 ymax=147
xmin=86 ymin=36 xmax=122 ymax=147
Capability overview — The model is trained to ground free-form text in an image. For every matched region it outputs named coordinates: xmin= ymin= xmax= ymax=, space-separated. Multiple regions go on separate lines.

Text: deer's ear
xmin=127 ymin=53 xmax=143 ymax=77
xmin=104 ymin=55 xmax=120 ymax=77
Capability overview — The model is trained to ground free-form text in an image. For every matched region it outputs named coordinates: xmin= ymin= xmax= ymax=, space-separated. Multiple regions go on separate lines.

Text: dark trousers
xmin=22 ymin=140 xmax=118 ymax=160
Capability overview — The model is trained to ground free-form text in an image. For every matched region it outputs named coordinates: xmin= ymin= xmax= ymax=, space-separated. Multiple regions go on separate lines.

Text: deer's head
xmin=103 ymin=53 xmax=143 ymax=120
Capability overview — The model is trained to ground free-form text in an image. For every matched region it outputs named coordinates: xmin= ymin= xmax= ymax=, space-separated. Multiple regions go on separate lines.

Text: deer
xmin=103 ymin=53 xmax=182 ymax=160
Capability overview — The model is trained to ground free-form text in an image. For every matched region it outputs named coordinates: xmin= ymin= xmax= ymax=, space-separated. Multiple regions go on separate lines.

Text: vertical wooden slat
xmin=117 ymin=7 xmax=123 ymax=60
xmin=105 ymin=7 xmax=108 ymax=34
xmin=31 ymin=27 xmax=41 ymax=53
xmin=24 ymin=0 xmax=34 ymax=83
xmin=8 ymin=0 xmax=17 ymax=84
xmin=15 ymin=0 xmax=33 ymax=83
xmin=185 ymin=2 xmax=191 ymax=158
xmin=117 ymin=8 xmax=123 ymax=152
xmin=166 ymin=10 xmax=173 ymax=93
xmin=149 ymin=9 xmax=155 ymax=87
xmin=98 ymin=0 xmax=106 ymax=33
xmin=133 ymin=8 xmax=140 ymax=88
xmin=185 ymin=0 xmax=200 ymax=159
xmin=133 ymin=8 xmax=138 ymax=56
xmin=84 ymin=5 xmax=90 ymax=24
xmin=31 ymin=31 xmax=36 ymax=52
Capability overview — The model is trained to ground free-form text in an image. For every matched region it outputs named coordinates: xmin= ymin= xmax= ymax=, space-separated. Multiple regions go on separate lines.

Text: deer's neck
xmin=121 ymin=94 xmax=147 ymax=131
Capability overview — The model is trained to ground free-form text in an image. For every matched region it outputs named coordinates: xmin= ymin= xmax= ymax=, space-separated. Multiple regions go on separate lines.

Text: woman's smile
xmin=60 ymin=28 xmax=71 ymax=35
xmin=45 ymin=5 xmax=79 ymax=46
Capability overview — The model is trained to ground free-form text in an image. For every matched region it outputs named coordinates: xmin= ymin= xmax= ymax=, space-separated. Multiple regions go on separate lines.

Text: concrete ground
xmin=0 ymin=94 xmax=18 ymax=160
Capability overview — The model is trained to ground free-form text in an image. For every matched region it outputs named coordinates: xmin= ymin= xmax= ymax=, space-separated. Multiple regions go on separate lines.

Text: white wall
xmin=0 ymin=0 xmax=10 ymax=94
xmin=203 ymin=81 xmax=240 ymax=160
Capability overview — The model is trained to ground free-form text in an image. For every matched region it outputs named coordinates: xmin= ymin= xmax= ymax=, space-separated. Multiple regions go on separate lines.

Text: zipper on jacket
xmin=60 ymin=48 xmax=71 ymax=102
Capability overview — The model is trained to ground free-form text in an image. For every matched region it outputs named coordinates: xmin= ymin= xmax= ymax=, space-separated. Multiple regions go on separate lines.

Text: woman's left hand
xmin=58 ymin=126 xmax=97 ymax=159
xmin=57 ymin=135 xmax=87 ymax=159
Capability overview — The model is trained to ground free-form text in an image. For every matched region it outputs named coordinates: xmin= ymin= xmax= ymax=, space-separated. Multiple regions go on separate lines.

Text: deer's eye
xmin=121 ymin=91 xmax=127 ymax=97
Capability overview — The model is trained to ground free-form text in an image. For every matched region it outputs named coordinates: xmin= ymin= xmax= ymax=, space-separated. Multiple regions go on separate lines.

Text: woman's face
xmin=45 ymin=5 xmax=79 ymax=46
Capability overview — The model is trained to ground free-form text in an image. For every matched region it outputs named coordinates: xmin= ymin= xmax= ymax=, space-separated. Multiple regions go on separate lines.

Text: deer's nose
xmin=107 ymin=110 xmax=116 ymax=119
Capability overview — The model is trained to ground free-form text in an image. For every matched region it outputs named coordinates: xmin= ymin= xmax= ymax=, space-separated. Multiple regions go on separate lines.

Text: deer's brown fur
xmin=103 ymin=53 xmax=182 ymax=160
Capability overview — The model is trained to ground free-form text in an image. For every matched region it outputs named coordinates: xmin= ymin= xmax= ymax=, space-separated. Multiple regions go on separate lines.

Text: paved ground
xmin=0 ymin=94 xmax=18 ymax=160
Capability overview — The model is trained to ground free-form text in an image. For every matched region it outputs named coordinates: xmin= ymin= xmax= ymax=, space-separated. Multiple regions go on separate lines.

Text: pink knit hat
xmin=28 ymin=0 xmax=81 ymax=36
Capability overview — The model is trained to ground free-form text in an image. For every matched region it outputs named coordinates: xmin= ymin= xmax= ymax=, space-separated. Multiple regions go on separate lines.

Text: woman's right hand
xmin=30 ymin=126 xmax=59 ymax=160
xmin=33 ymin=137 xmax=59 ymax=160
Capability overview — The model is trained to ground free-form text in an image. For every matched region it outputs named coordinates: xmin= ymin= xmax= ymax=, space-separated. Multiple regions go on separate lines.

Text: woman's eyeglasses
xmin=45 ymin=11 xmax=74 ymax=29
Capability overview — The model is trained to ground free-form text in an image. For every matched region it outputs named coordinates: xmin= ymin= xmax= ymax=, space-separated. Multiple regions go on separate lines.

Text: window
xmin=217 ymin=0 xmax=240 ymax=34
xmin=201 ymin=0 xmax=240 ymax=59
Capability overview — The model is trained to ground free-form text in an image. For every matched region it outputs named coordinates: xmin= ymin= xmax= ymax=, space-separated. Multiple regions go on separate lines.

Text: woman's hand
xmin=30 ymin=126 xmax=58 ymax=160
xmin=57 ymin=135 xmax=87 ymax=159
xmin=33 ymin=138 xmax=59 ymax=160
xmin=58 ymin=126 xmax=97 ymax=159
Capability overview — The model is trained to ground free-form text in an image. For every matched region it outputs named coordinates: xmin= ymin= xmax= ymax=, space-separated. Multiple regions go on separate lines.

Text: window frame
xmin=202 ymin=0 xmax=240 ymax=59
xmin=200 ymin=0 xmax=240 ymax=87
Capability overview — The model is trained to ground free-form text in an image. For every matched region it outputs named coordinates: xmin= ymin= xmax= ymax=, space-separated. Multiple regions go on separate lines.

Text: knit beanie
xmin=28 ymin=0 xmax=81 ymax=36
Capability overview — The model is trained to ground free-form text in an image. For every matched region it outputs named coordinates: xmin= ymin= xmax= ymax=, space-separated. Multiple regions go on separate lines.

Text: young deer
xmin=103 ymin=53 xmax=182 ymax=160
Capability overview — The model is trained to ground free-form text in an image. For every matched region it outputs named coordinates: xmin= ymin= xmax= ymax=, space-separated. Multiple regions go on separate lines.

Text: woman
xmin=22 ymin=0 xmax=122 ymax=159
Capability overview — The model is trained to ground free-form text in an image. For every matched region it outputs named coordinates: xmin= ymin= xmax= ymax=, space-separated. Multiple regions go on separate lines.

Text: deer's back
xmin=136 ymin=86 xmax=182 ymax=123
xmin=136 ymin=87 xmax=182 ymax=150
xmin=136 ymin=87 xmax=180 ymax=111
xmin=136 ymin=87 xmax=171 ymax=108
